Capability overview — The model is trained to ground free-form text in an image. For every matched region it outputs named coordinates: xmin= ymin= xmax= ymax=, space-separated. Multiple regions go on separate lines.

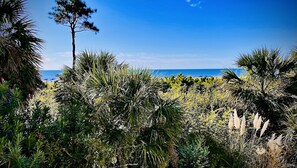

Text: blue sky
xmin=26 ymin=0 xmax=297 ymax=70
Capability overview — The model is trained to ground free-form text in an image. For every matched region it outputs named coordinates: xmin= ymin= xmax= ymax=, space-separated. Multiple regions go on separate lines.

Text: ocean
xmin=40 ymin=69 xmax=245 ymax=81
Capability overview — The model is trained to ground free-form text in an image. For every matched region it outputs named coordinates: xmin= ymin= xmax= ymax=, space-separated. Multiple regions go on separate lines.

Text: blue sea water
xmin=41 ymin=69 xmax=245 ymax=81
xmin=41 ymin=70 xmax=62 ymax=81
xmin=151 ymin=69 xmax=245 ymax=78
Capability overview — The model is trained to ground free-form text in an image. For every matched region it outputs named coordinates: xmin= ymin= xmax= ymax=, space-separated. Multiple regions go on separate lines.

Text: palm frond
xmin=0 ymin=0 xmax=24 ymax=24
xmin=0 ymin=0 xmax=43 ymax=97
xmin=222 ymin=69 xmax=242 ymax=83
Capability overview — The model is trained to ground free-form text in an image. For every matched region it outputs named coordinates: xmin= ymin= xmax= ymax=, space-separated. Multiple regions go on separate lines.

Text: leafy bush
xmin=0 ymin=82 xmax=46 ymax=167
xmin=177 ymin=134 xmax=209 ymax=168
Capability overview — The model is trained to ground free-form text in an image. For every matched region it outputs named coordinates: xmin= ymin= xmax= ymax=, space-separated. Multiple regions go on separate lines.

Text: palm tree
xmin=0 ymin=0 xmax=43 ymax=98
xmin=223 ymin=48 xmax=297 ymax=129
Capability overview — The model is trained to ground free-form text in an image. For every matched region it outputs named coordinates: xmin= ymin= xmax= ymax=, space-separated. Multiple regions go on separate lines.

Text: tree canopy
xmin=49 ymin=0 xmax=99 ymax=69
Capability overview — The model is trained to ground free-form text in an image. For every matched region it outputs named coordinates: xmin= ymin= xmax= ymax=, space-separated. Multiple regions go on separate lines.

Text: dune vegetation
xmin=1 ymin=0 xmax=297 ymax=167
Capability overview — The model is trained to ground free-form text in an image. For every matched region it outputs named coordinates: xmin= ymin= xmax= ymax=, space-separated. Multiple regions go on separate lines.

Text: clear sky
xmin=26 ymin=0 xmax=297 ymax=70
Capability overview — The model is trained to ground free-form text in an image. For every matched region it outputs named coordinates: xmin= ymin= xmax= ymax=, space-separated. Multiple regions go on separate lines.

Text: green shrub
xmin=177 ymin=134 xmax=209 ymax=168
xmin=0 ymin=82 xmax=46 ymax=167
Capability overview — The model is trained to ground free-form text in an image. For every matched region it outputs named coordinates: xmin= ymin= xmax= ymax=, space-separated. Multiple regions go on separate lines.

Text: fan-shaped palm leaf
xmin=0 ymin=0 xmax=43 ymax=97
xmin=223 ymin=48 xmax=297 ymax=129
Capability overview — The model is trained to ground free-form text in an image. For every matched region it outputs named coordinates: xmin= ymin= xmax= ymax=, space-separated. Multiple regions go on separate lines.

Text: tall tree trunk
xmin=71 ymin=28 xmax=76 ymax=70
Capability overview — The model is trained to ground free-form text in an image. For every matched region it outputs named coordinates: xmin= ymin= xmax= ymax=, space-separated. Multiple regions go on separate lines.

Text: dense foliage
xmin=1 ymin=49 xmax=296 ymax=167
xmin=223 ymin=48 xmax=297 ymax=130
xmin=1 ymin=0 xmax=296 ymax=167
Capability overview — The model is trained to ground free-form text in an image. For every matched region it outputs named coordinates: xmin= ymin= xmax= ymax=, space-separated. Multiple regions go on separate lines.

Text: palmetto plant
xmin=55 ymin=51 xmax=127 ymax=104
xmin=223 ymin=48 xmax=297 ymax=129
xmin=55 ymin=51 xmax=183 ymax=167
xmin=84 ymin=68 xmax=183 ymax=167
xmin=76 ymin=50 xmax=127 ymax=74
xmin=0 ymin=0 xmax=43 ymax=97
xmin=286 ymin=48 xmax=297 ymax=96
